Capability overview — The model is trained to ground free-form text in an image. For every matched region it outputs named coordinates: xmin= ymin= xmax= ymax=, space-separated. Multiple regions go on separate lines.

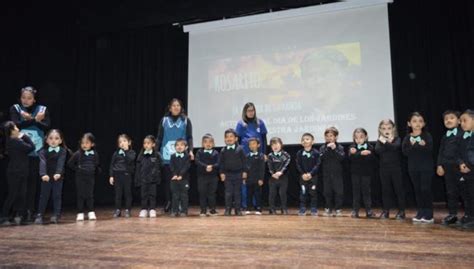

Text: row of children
xmin=1 ymin=109 xmax=473 ymax=229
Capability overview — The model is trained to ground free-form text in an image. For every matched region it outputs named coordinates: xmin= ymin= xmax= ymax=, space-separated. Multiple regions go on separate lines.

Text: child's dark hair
xmin=165 ymin=98 xmax=187 ymax=117
xmin=242 ymin=102 xmax=259 ymax=124
xmin=324 ymin=127 xmax=339 ymax=137
xmin=202 ymin=133 xmax=214 ymax=142
xmin=224 ymin=128 xmax=238 ymax=137
xmin=118 ymin=133 xmax=132 ymax=147
xmin=1 ymin=121 xmax=18 ymax=157
xmin=270 ymin=137 xmax=283 ymax=146
xmin=301 ymin=132 xmax=314 ymax=141
xmin=175 ymin=138 xmax=188 ymax=147
xmin=407 ymin=111 xmax=426 ymax=133
xmin=144 ymin=135 xmax=156 ymax=143
xmin=20 ymin=86 xmax=37 ymax=97
xmin=3 ymin=121 xmax=17 ymax=138
xmin=248 ymin=137 xmax=260 ymax=145
xmin=44 ymin=129 xmax=71 ymax=153
xmin=79 ymin=132 xmax=96 ymax=149
xmin=352 ymin=128 xmax=368 ymax=143
xmin=461 ymin=109 xmax=474 ymax=118
xmin=442 ymin=110 xmax=461 ymax=119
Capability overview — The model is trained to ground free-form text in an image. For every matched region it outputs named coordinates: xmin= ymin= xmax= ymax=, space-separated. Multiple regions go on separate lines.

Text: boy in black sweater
xmin=195 ymin=134 xmax=219 ymax=216
xmin=296 ymin=133 xmax=320 ymax=216
xmin=267 ymin=137 xmax=291 ymax=215
xmin=436 ymin=111 xmax=465 ymax=225
xmin=170 ymin=138 xmax=191 ymax=217
xmin=459 ymin=109 xmax=474 ymax=229
xmin=319 ymin=127 xmax=345 ymax=217
xmin=219 ymin=128 xmax=247 ymax=216
xmin=244 ymin=137 xmax=265 ymax=215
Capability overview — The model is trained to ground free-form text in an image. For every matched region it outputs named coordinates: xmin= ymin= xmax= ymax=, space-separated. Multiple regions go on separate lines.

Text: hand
xmin=410 ymin=139 xmax=416 ymax=145
xmin=220 ymin=174 xmax=225 ymax=182
xmin=242 ymin=179 xmax=246 ymax=185
xmin=53 ymin=174 xmax=61 ymax=181
xmin=35 ymin=111 xmax=45 ymax=122
xmin=387 ymin=136 xmax=394 ymax=143
xmin=109 ymin=177 xmax=114 ymax=185
xmin=378 ymin=136 xmax=387 ymax=144
xmin=264 ymin=154 xmax=268 ymax=162
xmin=303 ymin=173 xmax=311 ymax=181
xmin=242 ymin=172 xmax=247 ymax=179
xmin=206 ymin=165 xmax=213 ymax=172
xmin=42 ymin=175 xmax=50 ymax=182
xmin=361 ymin=150 xmax=371 ymax=156
xmin=258 ymin=180 xmax=264 ymax=186
xmin=328 ymin=143 xmax=336 ymax=149
xmin=436 ymin=166 xmax=445 ymax=177
xmin=419 ymin=140 xmax=426 ymax=146
xmin=21 ymin=111 xmax=33 ymax=120
xmin=177 ymin=176 xmax=182 ymax=181
xmin=189 ymin=151 xmax=195 ymax=161
xmin=121 ymin=145 xmax=129 ymax=151
xmin=350 ymin=148 xmax=357 ymax=154
xmin=275 ymin=171 xmax=283 ymax=177
xmin=460 ymin=163 xmax=471 ymax=174
xmin=171 ymin=175 xmax=178 ymax=180
xmin=18 ymin=132 xmax=24 ymax=139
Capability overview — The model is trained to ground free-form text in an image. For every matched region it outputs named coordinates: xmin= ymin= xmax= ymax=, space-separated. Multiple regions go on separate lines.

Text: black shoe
xmin=179 ymin=212 xmax=188 ymax=217
xmin=282 ymin=209 xmax=289 ymax=215
xmin=463 ymin=218 xmax=474 ymax=229
xmin=442 ymin=214 xmax=458 ymax=225
xmin=34 ymin=214 xmax=43 ymax=225
xmin=458 ymin=215 xmax=473 ymax=225
xmin=224 ymin=208 xmax=231 ymax=216
xmin=209 ymin=209 xmax=218 ymax=216
xmin=379 ymin=210 xmax=389 ymax=219
xmin=199 ymin=210 xmax=207 ymax=217
xmin=269 ymin=209 xmax=276 ymax=215
xmin=113 ymin=209 xmax=121 ymax=218
xmin=124 ymin=209 xmax=131 ymax=218
xmin=395 ymin=210 xmax=405 ymax=220
xmin=50 ymin=215 xmax=59 ymax=224
xmin=235 ymin=210 xmax=243 ymax=216
xmin=164 ymin=201 xmax=172 ymax=213
xmin=25 ymin=210 xmax=34 ymax=223
xmin=1 ymin=220 xmax=12 ymax=226
xmin=170 ymin=212 xmax=179 ymax=217
xmin=366 ymin=209 xmax=375 ymax=218
xmin=351 ymin=210 xmax=359 ymax=218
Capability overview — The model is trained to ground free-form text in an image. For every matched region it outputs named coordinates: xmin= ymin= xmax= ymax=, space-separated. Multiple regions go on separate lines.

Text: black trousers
xmin=323 ymin=172 xmax=344 ymax=210
xmin=351 ymin=174 xmax=372 ymax=211
xmin=462 ymin=174 xmax=474 ymax=217
xmin=113 ymin=171 xmax=132 ymax=210
xmin=161 ymin=165 xmax=172 ymax=207
xmin=408 ymin=170 xmax=433 ymax=218
xmin=37 ymin=179 xmax=63 ymax=216
xmin=2 ymin=172 xmax=28 ymax=218
xmin=224 ymin=172 xmax=243 ymax=210
xmin=198 ymin=175 xmax=218 ymax=211
xmin=380 ymin=168 xmax=406 ymax=211
xmin=75 ymin=173 xmax=95 ymax=213
xmin=141 ymin=183 xmax=157 ymax=209
xmin=171 ymin=179 xmax=189 ymax=213
xmin=299 ymin=181 xmax=317 ymax=209
xmin=26 ymin=156 xmax=39 ymax=214
xmin=269 ymin=175 xmax=288 ymax=210
xmin=246 ymin=180 xmax=262 ymax=210
xmin=443 ymin=164 xmax=465 ymax=215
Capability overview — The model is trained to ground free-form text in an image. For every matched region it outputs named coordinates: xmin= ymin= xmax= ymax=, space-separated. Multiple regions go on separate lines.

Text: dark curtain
xmin=1 ymin=0 xmax=473 ymax=209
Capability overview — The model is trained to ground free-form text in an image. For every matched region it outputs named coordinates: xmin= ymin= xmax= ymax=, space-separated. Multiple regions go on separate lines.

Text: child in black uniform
xmin=170 ymin=138 xmax=191 ymax=217
xmin=244 ymin=137 xmax=265 ymax=215
xmin=109 ymin=134 xmax=136 ymax=218
xmin=267 ymin=137 xmax=291 ymax=215
xmin=402 ymin=112 xmax=434 ymax=223
xmin=319 ymin=127 xmax=345 ymax=217
xmin=68 ymin=133 xmax=101 ymax=221
xmin=436 ymin=111 xmax=465 ymax=225
xmin=219 ymin=128 xmax=247 ymax=216
xmin=34 ymin=129 xmax=68 ymax=224
xmin=195 ymin=134 xmax=219 ymax=217
xmin=296 ymin=133 xmax=320 ymax=216
xmin=348 ymin=128 xmax=375 ymax=218
xmin=459 ymin=109 xmax=474 ymax=229
xmin=375 ymin=119 xmax=406 ymax=220
xmin=135 ymin=135 xmax=161 ymax=218
xmin=1 ymin=121 xmax=35 ymax=225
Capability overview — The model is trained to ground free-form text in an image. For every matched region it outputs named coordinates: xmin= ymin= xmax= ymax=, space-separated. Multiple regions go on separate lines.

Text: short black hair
xmin=301 ymin=132 xmax=314 ymax=140
xmin=462 ymin=109 xmax=474 ymax=118
xmin=270 ymin=137 xmax=283 ymax=146
xmin=442 ymin=110 xmax=461 ymax=119
xmin=248 ymin=137 xmax=260 ymax=144
xmin=202 ymin=133 xmax=214 ymax=142
xmin=224 ymin=128 xmax=237 ymax=137
xmin=175 ymin=138 xmax=187 ymax=146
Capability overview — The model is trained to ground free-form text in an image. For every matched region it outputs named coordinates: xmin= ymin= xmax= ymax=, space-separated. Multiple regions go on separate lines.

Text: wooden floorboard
xmin=0 ymin=208 xmax=473 ymax=268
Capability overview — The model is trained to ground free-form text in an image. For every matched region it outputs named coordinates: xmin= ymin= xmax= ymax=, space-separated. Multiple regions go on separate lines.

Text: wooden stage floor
xmin=0 ymin=207 xmax=473 ymax=268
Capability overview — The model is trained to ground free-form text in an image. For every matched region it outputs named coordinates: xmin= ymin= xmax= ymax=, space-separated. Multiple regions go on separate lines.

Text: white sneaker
xmin=335 ymin=210 xmax=343 ymax=217
xmin=149 ymin=209 xmax=157 ymax=218
xmin=139 ymin=209 xmax=148 ymax=218
xmin=323 ymin=208 xmax=331 ymax=217
xmin=255 ymin=211 xmax=262 ymax=215
xmin=88 ymin=211 xmax=97 ymax=221
xmin=245 ymin=211 xmax=251 ymax=215
xmin=76 ymin=213 xmax=84 ymax=221
xmin=421 ymin=218 xmax=434 ymax=224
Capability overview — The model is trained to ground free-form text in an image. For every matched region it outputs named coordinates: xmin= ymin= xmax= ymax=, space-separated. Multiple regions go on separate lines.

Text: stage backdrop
xmin=0 ymin=0 xmax=473 ymax=209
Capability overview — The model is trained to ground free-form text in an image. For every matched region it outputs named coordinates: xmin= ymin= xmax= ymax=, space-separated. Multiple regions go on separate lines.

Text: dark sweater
xmin=295 ymin=148 xmax=321 ymax=185
xmin=375 ymin=137 xmax=402 ymax=170
xmin=109 ymin=149 xmax=136 ymax=176
xmin=134 ymin=151 xmax=162 ymax=186
xmin=68 ymin=149 xmax=101 ymax=176
xmin=459 ymin=133 xmax=474 ymax=172
xmin=437 ymin=127 xmax=463 ymax=166
xmin=39 ymin=147 xmax=67 ymax=178
xmin=348 ymin=143 xmax=376 ymax=176
xmin=195 ymin=148 xmax=219 ymax=176
xmin=267 ymin=150 xmax=291 ymax=175
xmin=319 ymin=143 xmax=345 ymax=175
xmin=170 ymin=152 xmax=191 ymax=181
xmin=6 ymin=135 xmax=35 ymax=174
xmin=402 ymin=132 xmax=434 ymax=172
xmin=219 ymin=145 xmax=246 ymax=173
xmin=246 ymin=152 xmax=266 ymax=183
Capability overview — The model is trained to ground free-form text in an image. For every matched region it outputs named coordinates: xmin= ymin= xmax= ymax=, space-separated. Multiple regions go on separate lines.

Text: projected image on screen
xmin=187 ymin=3 xmax=394 ymax=146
